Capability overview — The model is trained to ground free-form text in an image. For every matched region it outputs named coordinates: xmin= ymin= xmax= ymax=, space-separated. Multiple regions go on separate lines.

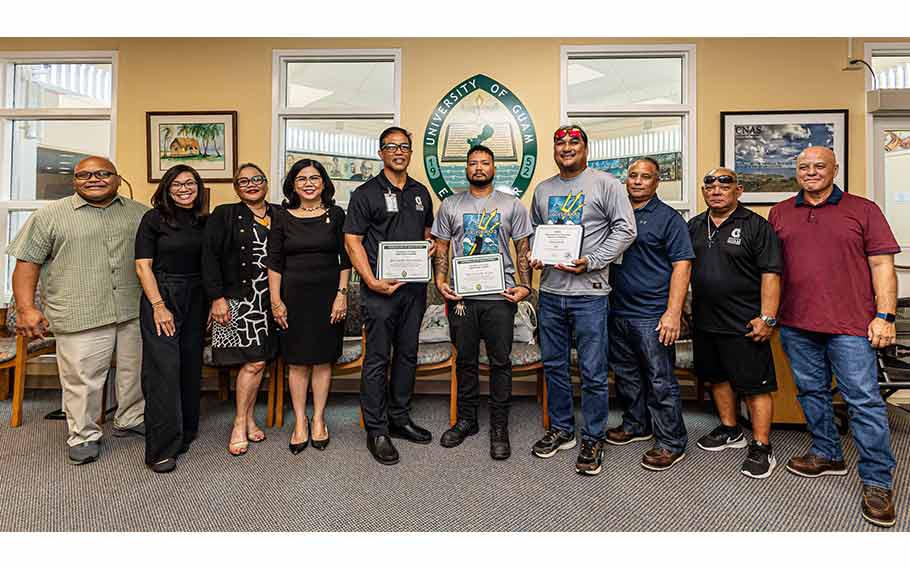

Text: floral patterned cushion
xmin=419 ymin=304 xmax=449 ymax=344
xmin=478 ymin=342 xmax=541 ymax=367
xmin=0 ymin=336 xmax=56 ymax=364
xmin=343 ymin=286 xmax=363 ymax=338
xmin=337 ymin=338 xmax=362 ymax=365
xmin=417 ymin=342 xmax=451 ymax=366
xmin=674 ymin=339 xmax=695 ymax=370
xmin=5 ymin=289 xmax=47 ymax=335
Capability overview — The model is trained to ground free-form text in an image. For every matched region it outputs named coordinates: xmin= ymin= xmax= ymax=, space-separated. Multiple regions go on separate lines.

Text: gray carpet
xmin=0 ymin=390 xmax=907 ymax=531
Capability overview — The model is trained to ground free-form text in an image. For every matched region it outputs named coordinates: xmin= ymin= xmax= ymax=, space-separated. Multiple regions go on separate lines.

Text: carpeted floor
xmin=0 ymin=390 xmax=907 ymax=531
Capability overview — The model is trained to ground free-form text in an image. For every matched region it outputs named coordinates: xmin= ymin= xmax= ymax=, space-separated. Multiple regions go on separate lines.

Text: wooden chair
xmin=1 ymin=292 xmax=57 ymax=427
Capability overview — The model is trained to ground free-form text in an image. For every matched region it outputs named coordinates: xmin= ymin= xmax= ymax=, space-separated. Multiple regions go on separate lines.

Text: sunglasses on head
xmin=703 ymin=174 xmax=737 ymax=186
xmin=554 ymin=127 xmax=584 ymax=142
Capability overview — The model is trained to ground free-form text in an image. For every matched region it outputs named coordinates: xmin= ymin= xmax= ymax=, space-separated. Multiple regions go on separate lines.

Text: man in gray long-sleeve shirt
xmin=529 ymin=124 xmax=637 ymax=476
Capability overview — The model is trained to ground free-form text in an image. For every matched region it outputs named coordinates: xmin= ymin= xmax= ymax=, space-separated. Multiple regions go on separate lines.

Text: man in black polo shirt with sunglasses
xmin=688 ymin=167 xmax=782 ymax=479
xmin=344 ymin=126 xmax=436 ymax=466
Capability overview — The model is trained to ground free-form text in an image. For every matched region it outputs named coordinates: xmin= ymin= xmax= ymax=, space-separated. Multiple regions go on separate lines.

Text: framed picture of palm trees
xmin=146 ymin=111 xmax=238 ymax=182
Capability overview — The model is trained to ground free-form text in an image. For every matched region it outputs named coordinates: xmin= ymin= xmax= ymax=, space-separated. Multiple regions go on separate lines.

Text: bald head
xmin=796 ymin=146 xmax=838 ymax=197
xmin=75 ymin=156 xmax=117 ymax=173
xmin=701 ymin=166 xmax=742 ymax=215
xmin=707 ymin=166 xmax=736 ymax=179
xmin=73 ymin=156 xmax=121 ymax=207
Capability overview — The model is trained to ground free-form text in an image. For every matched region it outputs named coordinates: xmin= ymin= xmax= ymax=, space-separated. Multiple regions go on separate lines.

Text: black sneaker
xmin=531 ymin=429 xmax=577 ymax=458
xmin=575 ymin=439 xmax=606 ymax=476
xmin=696 ymin=424 xmax=747 ymax=452
xmin=490 ymin=425 xmax=511 ymax=460
xmin=740 ymin=440 xmax=777 ymax=479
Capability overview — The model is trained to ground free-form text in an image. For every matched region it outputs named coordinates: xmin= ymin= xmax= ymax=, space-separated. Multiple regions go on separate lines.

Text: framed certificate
xmin=376 ymin=241 xmax=431 ymax=282
xmin=452 ymin=254 xmax=506 ymax=297
xmin=531 ymin=224 xmax=584 ymax=265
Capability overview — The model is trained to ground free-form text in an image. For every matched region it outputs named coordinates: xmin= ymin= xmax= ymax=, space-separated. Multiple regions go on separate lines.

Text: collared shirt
xmin=769 ymin=185 xmax=901 ymax=336
xmin=342 ymin=171 xmax=435 ymax=275
xmin=688 ymin=204 xmax=782 ymax=334
xmin=6 ymin=193 xmax=150 ymax=334
xmin=610 ymin=197 xmax=695 ymax=319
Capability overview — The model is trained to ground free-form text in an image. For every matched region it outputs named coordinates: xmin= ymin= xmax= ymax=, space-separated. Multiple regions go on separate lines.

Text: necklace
xmin=300 ymin=204 xmax=325 ymax=212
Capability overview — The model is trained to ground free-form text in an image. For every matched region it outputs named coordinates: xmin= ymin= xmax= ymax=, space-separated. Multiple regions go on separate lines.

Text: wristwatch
xmin=337 ymin=287 xmax=348 ymax=295
xmin=876 ymin=312 xmax=896 ymax=323
xmin=760 ymin=314 xmax=778 ymax=327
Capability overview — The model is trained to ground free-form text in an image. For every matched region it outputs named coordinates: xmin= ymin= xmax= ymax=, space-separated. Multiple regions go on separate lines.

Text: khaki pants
xmin=55 ymin=319 xmax=144 ymax=446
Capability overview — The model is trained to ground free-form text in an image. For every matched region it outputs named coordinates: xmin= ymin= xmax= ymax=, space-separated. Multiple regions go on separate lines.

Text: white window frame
xmin=271 ymin=48 xmax=401 ymax=206
xmin=560 ymin=44 xmax=697 ymax=216
xmin=0 ymin=50 xmax=118 ymax=302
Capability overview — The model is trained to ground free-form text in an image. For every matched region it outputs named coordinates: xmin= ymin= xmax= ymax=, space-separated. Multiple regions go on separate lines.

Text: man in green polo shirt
xmin=8 ymin=156 xmax=149 ymax=465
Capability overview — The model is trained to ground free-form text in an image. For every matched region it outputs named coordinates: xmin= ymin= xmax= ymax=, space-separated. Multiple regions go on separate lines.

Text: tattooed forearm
xmin=515 ymin=237 xmax=532 ymax=287
xmin=434 ymin=239 xmax=450 ymax=284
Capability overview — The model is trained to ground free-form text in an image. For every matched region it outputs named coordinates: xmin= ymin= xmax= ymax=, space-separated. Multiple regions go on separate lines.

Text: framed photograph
xmin=146 ymin=111 xmax=238 ymax=182
xmin=720 ymin=110 xmax=848 ymax=203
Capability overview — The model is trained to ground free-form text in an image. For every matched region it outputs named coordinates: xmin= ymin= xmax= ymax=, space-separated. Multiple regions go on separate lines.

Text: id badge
xmin=384 ymin=192 xmax=399 ymax=213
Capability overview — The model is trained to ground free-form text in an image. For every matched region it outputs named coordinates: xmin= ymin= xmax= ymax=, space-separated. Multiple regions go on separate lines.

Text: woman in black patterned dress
xmin=202 ymin=163 xmax=279 ymax=456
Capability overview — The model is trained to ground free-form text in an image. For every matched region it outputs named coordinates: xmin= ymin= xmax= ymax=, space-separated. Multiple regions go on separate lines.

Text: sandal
xmin=247 ymin=422 xmax=267 ymax=443
xmin=228 ymin=440 xmax=249 ymax=456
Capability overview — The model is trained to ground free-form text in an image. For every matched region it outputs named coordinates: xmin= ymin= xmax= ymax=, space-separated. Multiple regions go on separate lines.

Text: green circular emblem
xmin=422 ymin=74 xmax=537 ymax=200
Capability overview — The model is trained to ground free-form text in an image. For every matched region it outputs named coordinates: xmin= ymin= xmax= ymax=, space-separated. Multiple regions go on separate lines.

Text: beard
xmin=467 ymin=172 xmax=494 ymax=188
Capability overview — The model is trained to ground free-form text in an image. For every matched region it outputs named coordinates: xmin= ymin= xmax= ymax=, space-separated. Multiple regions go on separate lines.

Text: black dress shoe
xmin=388 ymin=420 xmax=432 ymax=444
xmin=367 ymin=435 xmax=400 ymax=465
xmin=490 ymin=424 xmax=511 ymax=460
xmin=149 ymin=458 xmax=177 ymax=474
xmin=440 ymin=419 xmax=479 ymax=448
xmin=289 ymin=422 xmax=310 ymax=455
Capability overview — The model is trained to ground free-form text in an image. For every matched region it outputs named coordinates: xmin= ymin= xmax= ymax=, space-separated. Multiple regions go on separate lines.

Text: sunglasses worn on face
xmin=74 ymin=170 xmax=116 ymax=181
xmin=236 ymin=175 xmax=267 ymax=188
xmin=703 ymin=175 xmax=736 ymax=186
xmin=554 ymin=128 xmax=584 ymax=141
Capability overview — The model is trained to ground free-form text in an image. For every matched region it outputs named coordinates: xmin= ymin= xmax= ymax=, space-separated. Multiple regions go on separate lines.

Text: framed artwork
xmin=720 ymin=110 xmax=848 ymax=203
xmin=146 ymin=111 xmax=238 ymax=182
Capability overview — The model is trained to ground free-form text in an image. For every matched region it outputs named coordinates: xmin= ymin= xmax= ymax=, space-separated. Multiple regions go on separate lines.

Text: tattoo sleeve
xmin=434 ymin=239 xmax=451 ymax=284
xmin=515 ymin=237 xmax=532 ymax=287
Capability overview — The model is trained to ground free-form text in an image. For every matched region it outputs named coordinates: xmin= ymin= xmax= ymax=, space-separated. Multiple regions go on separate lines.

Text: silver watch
xmin=760 ymin=314 xmax=778 ymax=327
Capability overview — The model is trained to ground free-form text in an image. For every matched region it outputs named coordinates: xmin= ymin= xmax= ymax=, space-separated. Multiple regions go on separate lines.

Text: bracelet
xmin=515 ymin=285 xmax=532 ymax=293
xmin=271 ymin=302 xmax=283 ymax=309
xmin=151 ymin=300 xmax=164 ymax=307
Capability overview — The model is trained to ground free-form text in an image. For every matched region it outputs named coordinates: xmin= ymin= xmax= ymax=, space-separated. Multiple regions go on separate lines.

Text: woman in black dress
xmin=135 ymin=164 xmax=207 ymax=473
xmin=268 ymin=159 xmax=351 ymax=453
xmin=202 ymin=163 xmax=279 ymax=456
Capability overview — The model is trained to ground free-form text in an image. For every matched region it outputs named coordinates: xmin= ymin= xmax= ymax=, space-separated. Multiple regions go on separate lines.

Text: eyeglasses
xmin=74 ymin=170 xmax=116 ymax=181
xmin=380 ymin=143 xmax=412 ymax=153
xmin=703 ymin=175 xmax=737 ymax=186
xmin=170 ymin=180 xmax=198 ymax=190
xmin=554 ymin=127 xmax=585 ymax=142
xmin=236 ymin=175 xmax=267 ymax=188
xmin=295 ymin=175 xmax=323 ymax=186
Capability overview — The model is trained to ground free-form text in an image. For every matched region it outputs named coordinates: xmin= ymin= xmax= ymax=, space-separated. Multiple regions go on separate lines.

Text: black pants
xmin=447 ymin=299 xmax=516 ymax=426
xmin=360 ymin=283 xmax=427 ymax=436
xmin=139 ymin=273 xmax=206 ymax=465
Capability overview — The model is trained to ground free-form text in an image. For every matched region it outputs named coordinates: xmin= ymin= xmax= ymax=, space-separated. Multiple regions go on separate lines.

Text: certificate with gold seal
xmin=452 ymin=254 xmax=505 ymax=297
xmin=531 ymin=224 xmax=584 ymax=266
xmin=377 ymin=241 xmax=432 ymax=282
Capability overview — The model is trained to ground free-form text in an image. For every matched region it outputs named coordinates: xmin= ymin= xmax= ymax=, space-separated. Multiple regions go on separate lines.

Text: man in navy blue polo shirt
xmin=608 ymin=157 xmax=694 ymax=471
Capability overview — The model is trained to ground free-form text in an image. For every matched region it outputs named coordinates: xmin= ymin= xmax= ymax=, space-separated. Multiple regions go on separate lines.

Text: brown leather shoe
xmin=641 ymin=447 xmax=685 ymax=471
xmin=605 ymin=426 xmax=654 ymax=446
xmin=785 ymin=453 xmax=848 ymax=477
xmin=862 ymin=485 xmax=896 ymax=528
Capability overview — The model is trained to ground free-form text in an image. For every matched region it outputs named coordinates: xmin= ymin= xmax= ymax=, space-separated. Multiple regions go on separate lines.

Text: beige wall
xmin=0 ymin=37 xmax=896 ymax=213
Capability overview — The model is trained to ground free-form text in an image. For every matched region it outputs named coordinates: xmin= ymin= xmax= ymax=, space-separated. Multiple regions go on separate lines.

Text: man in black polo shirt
xmin=688 ymin=167 xmax=782 ymax=479
xmin=343 ymin=126 xmax=436 ymax=466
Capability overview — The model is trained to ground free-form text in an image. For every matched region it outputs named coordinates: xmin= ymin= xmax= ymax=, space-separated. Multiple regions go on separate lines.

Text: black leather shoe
xmin=389 ymin=420 xmax=432 ymax=444
xmin=440 ymin=419 xmax=479 ymax=448
xmin=367 ymin=435 xmax=400 ymax=465
xmin=490 ymin=424 xmax=511 ymax=460
xmin=149 ymin=458 xmax=176 ymax=474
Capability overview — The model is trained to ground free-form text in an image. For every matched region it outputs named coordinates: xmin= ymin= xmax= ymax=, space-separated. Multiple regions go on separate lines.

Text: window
xmin=0 ymin=52 xmax=117 ymax=301
xmin=561 ymin=45 xmax=696 ymax=215
xmin=272 ymin=50 xmax=400 ymax=207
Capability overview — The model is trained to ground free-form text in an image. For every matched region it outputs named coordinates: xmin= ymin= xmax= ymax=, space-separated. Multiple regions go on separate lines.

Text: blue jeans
xmin=539 ymin=292 xmax=610 ymax=442
xmin=609 ymin=316 xmax=688 ymax=453
xmin=780 ymin=326 xmax=896 ymax=489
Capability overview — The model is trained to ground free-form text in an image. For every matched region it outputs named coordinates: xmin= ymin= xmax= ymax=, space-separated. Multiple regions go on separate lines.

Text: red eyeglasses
xmin=554 ymin=127 xmax=584 ymax=141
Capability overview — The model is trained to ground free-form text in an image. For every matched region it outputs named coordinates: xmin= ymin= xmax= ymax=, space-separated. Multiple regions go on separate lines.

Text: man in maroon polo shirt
xmin=769 ymin=146 xmax=900 ymax=528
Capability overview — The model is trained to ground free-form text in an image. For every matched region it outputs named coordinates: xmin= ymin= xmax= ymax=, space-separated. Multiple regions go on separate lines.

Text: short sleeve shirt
xmin=610 ymin=197 xmax=695 ymax=319
xmin=687 ymin=205 xmax=782 ymax=335
xmin=135 ymin=208 xmax=205 ymax=274
xmin=431 ymin=189 xmax=533 ymax=300
xmin=769 ymin=186 xmax=901 ymax=336
xmin=6 ymin=193 xmax=150 ymax=334
xmin=342 ymin=171 xmax=435 ymax=275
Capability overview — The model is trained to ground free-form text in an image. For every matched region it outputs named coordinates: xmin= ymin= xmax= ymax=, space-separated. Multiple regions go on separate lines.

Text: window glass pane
xmin=9 ymin=119 xmax=111 ymax=200
xmin=884 ymin=130 xmax=910 ymax=246
xmin=12 ymin=63 xmax=112 ymax=109
xmin=871 ymin=56 xmax=910 ymax=90
xmin=567 ymin=57 xmax=682 ymax=107
xmin=284 ymin=118 xmax=394 ymax=205
xmin=574 ymin=115 xmax=684 ymax=202
xmin=6 ymin=210 xmax=36 ymax=295
xmin=286 ymin=61 xmax=395 ymax=111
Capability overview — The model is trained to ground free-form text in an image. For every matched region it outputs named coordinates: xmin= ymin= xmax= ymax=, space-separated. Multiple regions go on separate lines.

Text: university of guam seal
xmin=423 ymin=74 xmax=537 ymax=200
